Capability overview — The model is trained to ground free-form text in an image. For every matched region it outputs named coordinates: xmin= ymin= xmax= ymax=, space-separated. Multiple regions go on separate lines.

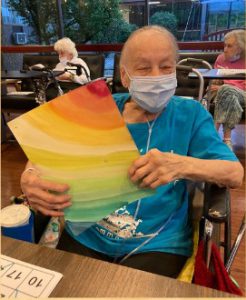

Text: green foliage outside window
xmin=6 ymin=0 xmax=137 ymax=44
xmin=150 ymin=11 xmax=178 ymax=37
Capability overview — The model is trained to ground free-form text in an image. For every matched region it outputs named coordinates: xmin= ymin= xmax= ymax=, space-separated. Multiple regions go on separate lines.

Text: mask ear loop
xmin=123 ymin=66 xmax=134 ymax=84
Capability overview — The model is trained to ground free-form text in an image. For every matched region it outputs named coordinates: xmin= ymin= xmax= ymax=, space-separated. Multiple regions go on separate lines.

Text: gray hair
xmin=54 ymin=37 xmax=78 ymax=58
xmin=224 ymin=29 xmax=245 ymax=57
xmin=120 ymin=25 xmax=179 ymax=67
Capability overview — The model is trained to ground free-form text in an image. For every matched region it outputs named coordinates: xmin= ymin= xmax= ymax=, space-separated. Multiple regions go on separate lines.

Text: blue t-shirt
xmin=66 ymin=94 xmax=238 ymax=258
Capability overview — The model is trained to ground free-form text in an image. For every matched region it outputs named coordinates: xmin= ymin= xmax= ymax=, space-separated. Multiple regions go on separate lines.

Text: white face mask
xmin=59 ymin=57 xmax=68 ymax=65
xmin=229 ymin=53 xmax=241 ymax=62
xmin=126 ymin=70 xmax=177 ymax=113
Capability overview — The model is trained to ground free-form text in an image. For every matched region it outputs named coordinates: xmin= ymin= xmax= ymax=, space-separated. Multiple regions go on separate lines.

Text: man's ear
xmin=120 ymin=67 xmax=129 ymax=89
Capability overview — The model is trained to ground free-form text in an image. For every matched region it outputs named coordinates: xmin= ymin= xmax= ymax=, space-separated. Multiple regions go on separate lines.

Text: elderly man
xmin=21 ymin=26 xmax=243 ymax=278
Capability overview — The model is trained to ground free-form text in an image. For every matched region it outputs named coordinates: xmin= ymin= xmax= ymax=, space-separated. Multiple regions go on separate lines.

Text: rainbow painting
xmin=8 ymin=80 xmax=152 ymax=224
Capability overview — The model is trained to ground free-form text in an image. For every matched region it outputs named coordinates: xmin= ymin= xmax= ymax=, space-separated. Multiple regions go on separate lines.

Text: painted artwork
xmin=8 ymin=80 xmax=152 ymax=223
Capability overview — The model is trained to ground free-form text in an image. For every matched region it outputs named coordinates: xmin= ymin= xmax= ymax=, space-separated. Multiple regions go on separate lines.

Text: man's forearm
xmin=180 ymin=156 xmax=244 ymax=189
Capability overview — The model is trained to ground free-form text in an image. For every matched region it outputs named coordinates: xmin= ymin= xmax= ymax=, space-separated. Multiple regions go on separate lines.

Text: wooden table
xmin=1 ymin=70 xmax=47 ymax=80
xmin=1 ymin=236 xmax=233 ymax=298
xmin=1 ymin=70 xmax=64 ymax=81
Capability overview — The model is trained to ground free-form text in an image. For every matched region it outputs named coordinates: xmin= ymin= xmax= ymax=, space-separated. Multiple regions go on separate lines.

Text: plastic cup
xmin=1 ymin=204 xmax=34 ymax=243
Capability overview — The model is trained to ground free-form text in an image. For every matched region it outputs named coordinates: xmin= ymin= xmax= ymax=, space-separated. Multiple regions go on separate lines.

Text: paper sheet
xmin=0 ymin=254 xmax=63 ymax=298
xmin=217 ymin=69 xmax=246 ymax=75
xmin=8 ymin=80 xmax=152 ymax=223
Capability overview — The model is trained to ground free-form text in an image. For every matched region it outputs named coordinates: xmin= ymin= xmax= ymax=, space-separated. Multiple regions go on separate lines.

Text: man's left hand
xmin=128 ymin=149 xmax=182 ymax=189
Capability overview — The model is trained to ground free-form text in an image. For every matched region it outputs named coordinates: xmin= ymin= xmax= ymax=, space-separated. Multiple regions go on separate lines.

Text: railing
xmin=203 ymin=28 xmax=245 ymax=41
xmin=1 ymin=41 xmax=224 ymax=53
xmin=1 ymin=42 xmax=223 ymax=77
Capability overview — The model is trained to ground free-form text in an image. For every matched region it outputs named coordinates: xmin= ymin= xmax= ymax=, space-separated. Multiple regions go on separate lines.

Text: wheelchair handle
xmin=178 ymin=58 xmax=213 ymax=70
xmin=176 ymin=65 xmax=193 ymax=72
xmin=186 ymin=58 xmax=206 ymax=63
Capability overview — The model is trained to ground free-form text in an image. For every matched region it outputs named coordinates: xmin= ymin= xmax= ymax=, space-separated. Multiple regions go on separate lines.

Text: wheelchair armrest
xmin=203 ymin=183 xmax=230 ymax=223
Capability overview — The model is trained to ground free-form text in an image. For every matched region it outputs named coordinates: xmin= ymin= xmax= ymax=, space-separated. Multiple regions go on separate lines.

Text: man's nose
xmin=150 ymin=67 xmax=162 ymax=76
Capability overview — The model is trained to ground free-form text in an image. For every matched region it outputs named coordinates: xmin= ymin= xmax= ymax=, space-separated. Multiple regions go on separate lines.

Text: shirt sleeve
xmin=188 ymin=102 xmax=238 ymax=162
xmin=112 ymin=93 xmax=131 ymax=113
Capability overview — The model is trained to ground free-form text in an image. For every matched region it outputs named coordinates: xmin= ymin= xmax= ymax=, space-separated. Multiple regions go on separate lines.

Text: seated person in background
xmin=53 ymin=37 xmax=90 ymax=84
xmin=20 ymin=26 xmax=244 ymax=279
xmin=210 ymin=29 xmax=245 ymax=150
xmin=46 ymin=37 xmax=90 ymax=100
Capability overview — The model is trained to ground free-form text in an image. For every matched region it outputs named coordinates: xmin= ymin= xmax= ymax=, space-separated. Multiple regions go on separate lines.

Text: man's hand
xmin=128 ymin=149 xmax=183 ymax=189
xmin=129 ymin=149 xmax=244 ymax=190
xmin=20 ymin=170 xmax=71 ymax=217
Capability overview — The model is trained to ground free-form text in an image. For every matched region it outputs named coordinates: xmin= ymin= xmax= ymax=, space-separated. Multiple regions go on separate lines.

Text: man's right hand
xmin=20 ymin=170 xmax=71 ymax=217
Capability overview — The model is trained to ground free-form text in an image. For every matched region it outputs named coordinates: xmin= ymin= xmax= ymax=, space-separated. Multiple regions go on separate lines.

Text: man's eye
xmin=160 ymin=66 xmax=173 ymax=71
xmin=137 ymin=67 xmax=150 ymax=70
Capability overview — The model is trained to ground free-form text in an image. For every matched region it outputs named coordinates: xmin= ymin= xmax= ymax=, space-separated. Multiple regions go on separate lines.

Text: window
xmin=1 ymin=0 xmax=245 ymax=45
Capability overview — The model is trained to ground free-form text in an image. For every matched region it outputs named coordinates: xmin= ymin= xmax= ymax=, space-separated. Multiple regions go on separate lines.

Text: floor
xmin=1 ymin=115 xmax=245 ymax=294
xmin=224 ymin=122 xmax=245 ymax=294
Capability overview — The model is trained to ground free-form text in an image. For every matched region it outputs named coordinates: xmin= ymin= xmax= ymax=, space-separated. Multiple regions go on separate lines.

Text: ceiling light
xmin=149 ymin=1 xmax=161 ymax=5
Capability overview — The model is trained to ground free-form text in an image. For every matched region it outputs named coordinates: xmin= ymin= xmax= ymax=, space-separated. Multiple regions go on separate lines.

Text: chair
xmin=111 ymin=54 xmax=212 ymax=102
xmin=1 ymin=55 xmax=52 ymax=124
xmin=45 ymin=53 xmax=105 ymax=100
xmin=79 ymin=54 xmax=105 ymax=81
xmin=178 ymin=52 xmax=220 ymax=67
xmin=177 ymin=180 xmax=234 ymax=291
xmin=2 ymin=54 xmax=106 ymax=116
xmin=23 ymin=53 xmax=105 ymax=81
xmin=111 ymin=53 xmax=128 ymax=94
xmin=175 ymin=60 xmax=231 ymax=271
xmin=187 ymin=181 xmax=231 ymax=264
xmin=176 ymin=58 xmax=213 ymax=104
xmin=201 ymin=183 xmax=232 ymax=265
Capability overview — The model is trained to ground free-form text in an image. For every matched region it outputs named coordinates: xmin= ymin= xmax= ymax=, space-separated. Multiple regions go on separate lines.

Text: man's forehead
xmin=127 ymin=32 xmax=172 ymax=54
xmin=126 ymin=35 xmax=175 ymax=61
xmin=130 ymin=29 xmax=169 ymax=45
xmin=120 ymin=29 xmax=177 ymax=66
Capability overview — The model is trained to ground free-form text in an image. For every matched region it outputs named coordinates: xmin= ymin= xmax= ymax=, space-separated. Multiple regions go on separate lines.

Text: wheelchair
xmin=45 ymin=64 xmax=91 ymax=101
xmin=174 ymin=58 xmax=245 ymax=284
xmin=174 ymin=59 xmax=233 ymax=266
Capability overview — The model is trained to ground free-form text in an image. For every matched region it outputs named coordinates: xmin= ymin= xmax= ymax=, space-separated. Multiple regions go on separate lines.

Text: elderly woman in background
xmin=54 ymin=37 xmax=90 ymax=84
xmin=46 ymin=37 xmax=90 ymax=100
xmin=211 ymin=29 xmax=245 ymax=150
